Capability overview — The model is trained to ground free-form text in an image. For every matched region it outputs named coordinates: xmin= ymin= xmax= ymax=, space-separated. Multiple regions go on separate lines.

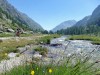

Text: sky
xmin=7 ymin=0 xmax=100 ymax=30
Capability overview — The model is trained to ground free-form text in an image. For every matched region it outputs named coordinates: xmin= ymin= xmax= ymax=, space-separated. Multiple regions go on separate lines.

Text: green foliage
xmin=56 ymin=25 xmax=100 ymax=35
xmin=0 ymin=32 xmax=33 ymax=37
xmin=49 ymin=31 xmax=54 ymax=34
xmin=20 ymin=33 xmax=33 ymax=37
xmin=0 ymin=7 xmax=32 ymax=31
xmin=0 ymin=38 xmax=35 ymax=60
xmin=42 ymin=30 xmax=49 ymax=34
xmin=0 ymin=4 xmax=44 ymax=32
xmin=38 ymin=34 xmax=61 ymax=44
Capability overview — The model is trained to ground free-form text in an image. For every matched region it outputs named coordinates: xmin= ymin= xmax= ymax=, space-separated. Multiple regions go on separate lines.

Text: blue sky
xmin=7 ymin=0 xmax=100 ymax=30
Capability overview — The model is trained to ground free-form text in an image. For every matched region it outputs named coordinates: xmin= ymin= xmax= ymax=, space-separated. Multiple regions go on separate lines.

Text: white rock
xmin=8 ymin=52 xmax=18 ymax=58
xmin=33 ymin=53 xmax=42 ymax=59
xmin=67 ymin=53 xmax=71 ymax=57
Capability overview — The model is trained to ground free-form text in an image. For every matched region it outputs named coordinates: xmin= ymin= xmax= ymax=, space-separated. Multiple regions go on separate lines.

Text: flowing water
xmin=44 ymin=36 xmax=100 ymax=63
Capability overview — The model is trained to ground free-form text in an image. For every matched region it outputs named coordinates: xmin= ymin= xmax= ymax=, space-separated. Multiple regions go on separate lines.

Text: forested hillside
xmin=56 ymin=5 xmax=100 ymax=35
xmin=0 ymin=0 xmax=43 ymax=32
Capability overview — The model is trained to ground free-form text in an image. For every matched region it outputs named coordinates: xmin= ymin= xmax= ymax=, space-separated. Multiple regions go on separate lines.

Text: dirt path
xmin=0 ymin=36 xmax=43 ymax=41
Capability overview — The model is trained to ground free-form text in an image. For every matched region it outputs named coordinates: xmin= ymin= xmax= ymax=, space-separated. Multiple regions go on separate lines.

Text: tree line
xmin=55 ymin=25 xmax=100 ymax=35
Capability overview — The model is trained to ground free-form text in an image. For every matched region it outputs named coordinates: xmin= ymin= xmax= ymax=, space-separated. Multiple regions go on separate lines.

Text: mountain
xmin=56 ymin=5 xmax=100 ymax=35
xmin=87 ymin=5 xmax=100 ymax=26
xmin=0 ymin=0 xmax=43 ymax=32
xmin=74 ymin=16 xmax=90 ymax=26
xmin=74 ymin=5 xmax=100 ymax=27
xmin=52 ymin=20 xmax=77 ymax=32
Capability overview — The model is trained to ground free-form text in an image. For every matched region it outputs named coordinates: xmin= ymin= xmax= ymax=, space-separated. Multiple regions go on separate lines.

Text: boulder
xmin=7 ymin=28 xmax=14 ymax=32
xmin=33 ymin=52 xmax=42 ymax=59
xmin=8 ymin=52 xmax=18 ymax=58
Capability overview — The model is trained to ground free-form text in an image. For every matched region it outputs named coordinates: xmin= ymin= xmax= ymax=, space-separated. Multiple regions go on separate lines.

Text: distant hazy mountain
xmin=0 ymin=0 xmax=43 ymax=31
xmin=52 ymin=20 xmax=77 ymax=32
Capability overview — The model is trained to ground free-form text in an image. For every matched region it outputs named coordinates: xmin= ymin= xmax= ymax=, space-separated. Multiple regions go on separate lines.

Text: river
xmin=44 ymin=36 xmax=100 ymax=64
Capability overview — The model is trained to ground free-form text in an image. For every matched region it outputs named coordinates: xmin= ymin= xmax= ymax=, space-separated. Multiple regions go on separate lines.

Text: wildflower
xmin=49 ymin=68 xmax=52 ymax=73
xmin=5 ymin=53 xmax=8 ymax=56
xmin=31 ymin=70 xmax=35 ymax=75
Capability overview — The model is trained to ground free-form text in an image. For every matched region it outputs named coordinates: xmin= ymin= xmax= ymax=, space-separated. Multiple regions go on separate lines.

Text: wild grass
xmin=1 ymin=52 xmax=99 ymax=75
xmin=20 ymin=33 xmax=33 ymax=37
xmin=0 ymin=39 xmax=34 ymax=52
xmin=0 ymin=37 xmax=39 ymax=61
xmin=37 ymin=34 xmax=61 ymax=44
xmin=0 ymin=33 xmax=13 ymax=37
xmin=0 ymin=32 xmax=38 ymax=37
xmin=69 ymin=35 xmax=100 ymax=45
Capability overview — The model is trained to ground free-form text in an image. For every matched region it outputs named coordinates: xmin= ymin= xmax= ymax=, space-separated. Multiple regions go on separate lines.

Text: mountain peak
xmin=52 ymin=20 xmax=77 ymax=32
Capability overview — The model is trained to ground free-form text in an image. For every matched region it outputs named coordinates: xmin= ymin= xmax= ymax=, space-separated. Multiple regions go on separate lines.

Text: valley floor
xmin=0 ymin=34 xmax=100 ymax=75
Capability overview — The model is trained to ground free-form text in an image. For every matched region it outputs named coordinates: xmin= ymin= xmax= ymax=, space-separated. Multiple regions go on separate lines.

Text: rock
xmin=8 ymin=52 xmax=18 ymax=58
xmin=0 ymin=31 xmax=3 ymax=33
xmin=42 ymin=57 xmax=51 ymax=62
xmin=0 ymin=25 xmax=3 ymax=31
xmin=7 ymin=28 xmax=14 ymax=32
xmin=33 ymin=52 xmax=42 ymax=59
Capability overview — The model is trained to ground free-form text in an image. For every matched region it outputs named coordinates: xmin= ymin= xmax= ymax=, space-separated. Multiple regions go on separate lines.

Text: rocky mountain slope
xmin=55 ymin=5 xmax=100 ymax=34
xmin=74 ymin=16 xmax=90 ymax=26
xmin=74 ymin=5 xmax=100 ymax=27
xmin=0 ymin=0 xmax=43 ymax=32
xmin=87 ymin=5 xmax=100 ymax=26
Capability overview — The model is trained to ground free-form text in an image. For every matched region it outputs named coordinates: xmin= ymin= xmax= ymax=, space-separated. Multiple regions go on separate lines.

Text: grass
xmin=0 ymin=32 xmax=14 ymax=37
xmin=0 ymin=34 xmax=100 ymax=75
xmin=0 ymin=39 xmax=34 ymax=61
xmin=0 ymin=32 xmax=34 ymax=37
xmin=0 ymin=34 xmax=53 ymax=61
xmin=37 ymin=34 xmax=61 ymax=44
xmin=20 ymin=33 xmax=33 ymax=37
xmin=0 ymin=39 xmax=34 ymax=52
xmin=34 ymin=46 xmax=48 ymax=56
xmin=69 ymin=35 xmax=100 ymax=45
xmin=0 ymin=35 xmax=42 ymax=61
